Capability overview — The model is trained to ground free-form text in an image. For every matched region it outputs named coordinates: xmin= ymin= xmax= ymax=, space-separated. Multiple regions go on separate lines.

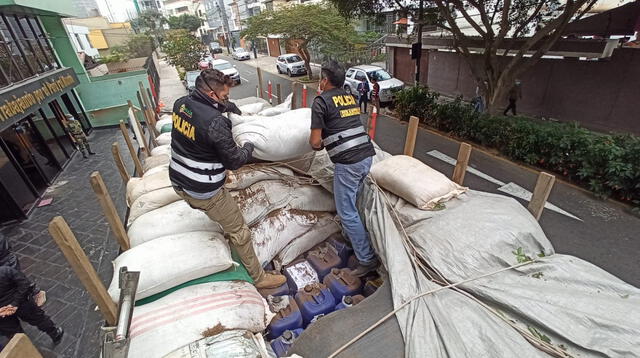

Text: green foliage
xmin=395 ymin=86 xmax=640 ymax=211
xmin=131 ymin=10 xmax=166 ymax=44
xmin=162 ymin=29 xmax=203 ymax=71
xmin=167 ymin=14 xmax=203 ymax=32
xmin=98 ymin=34 xmax=155 ymax=63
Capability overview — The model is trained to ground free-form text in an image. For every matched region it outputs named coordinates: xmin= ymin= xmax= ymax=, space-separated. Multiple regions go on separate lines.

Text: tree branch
xmin=449 ymin=0 xmax=487 ymax=37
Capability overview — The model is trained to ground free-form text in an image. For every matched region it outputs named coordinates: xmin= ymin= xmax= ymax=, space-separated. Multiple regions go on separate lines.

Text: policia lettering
xmin=172 ymin=104 xmax=195 ymax=141
xmin=332 ymin=95 xmax=362 ymax=118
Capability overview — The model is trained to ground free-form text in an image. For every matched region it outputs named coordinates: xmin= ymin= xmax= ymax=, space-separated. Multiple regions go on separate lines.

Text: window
xmin=286 ymin=55 xmax=302 ymax=63
xmin=367 ymin=69 xmax=392 ymax=81
xmin=176 ymin=6 xmax=189 ymax=13
xmin=354 ymin=71 xmax=367 ymax=81
xmin=346 ymin=69 xmax=355 ymax=78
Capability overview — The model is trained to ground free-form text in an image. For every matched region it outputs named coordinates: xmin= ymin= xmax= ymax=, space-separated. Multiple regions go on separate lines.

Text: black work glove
xmin=226 ymin=101 xmax=242 ymax=115
xmin=242 ymin=141 xmax=254 ymax=154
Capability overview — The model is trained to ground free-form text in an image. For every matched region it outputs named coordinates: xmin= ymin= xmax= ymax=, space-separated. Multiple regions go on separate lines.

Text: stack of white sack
xmin=232 ymin=108 xmax=313 ymax=161
xmin=127 ymin=187 xmax=181 ymax=224
xmin=226 ymin=166 xmax=294 ymax=190
xmin=126 ymin=170 xmax=172 ymax=206
xmin=155 ymin=132 xmax=172 ymax=146
xmin=143 ymin=154 xmax=170 ymax=172
xmin=150 ymin=144 xmax=171 ymax=157
xmin=155 ymin=114 xmax=172 ymax=133
xmin=107 ymin=232 xmax=233 ymax=302
xmin=127 ymin=281 xmax=272 ymax=358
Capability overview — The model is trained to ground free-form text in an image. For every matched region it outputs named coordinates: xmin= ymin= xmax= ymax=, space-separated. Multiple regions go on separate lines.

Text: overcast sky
xmin=96 ymin=0 xmax=138 ymax=22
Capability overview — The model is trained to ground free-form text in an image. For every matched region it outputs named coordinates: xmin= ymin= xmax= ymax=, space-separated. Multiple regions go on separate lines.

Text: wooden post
xmin=403 ymin=116 xmax=420 ymax=157
xmin=452 ymin=143 xmax=472 ymax=185
xmin=90 ymin=171 xmax=130 ymax=251
xmin=111 ymin=142 xmax=130 ymax=185
xmin=48 ymin=216 xmax=117 ymax=326
xmin=256 ymin=67 xmax=264 ymax=99
xmin=128 ymin=100 xmax=149 ymax=159
xmin=291 ymin=82 xmax=298 ymax=110
xmin=119 ymin=120 xmax=144 ymax=176
xmin=0 ymin=334 xmax=43 ymax=358
xmin=276 ymin=83 xmax=282 ymax=105
xmin=528 ymin=172 xmax=556 ymax=220
xmin=139 ymin=81 xmax=158 ymax=133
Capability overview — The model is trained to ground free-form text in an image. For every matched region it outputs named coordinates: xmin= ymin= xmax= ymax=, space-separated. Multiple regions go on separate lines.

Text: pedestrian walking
xmin=0 ymin=235 xmax=46 ymax=307
xmin=357 ymin=77 xmax=370 ymax=113
xmin=63 ymin=114 xmax=95 ymax=158
xmin=473 ymin=82 xmax=486 ymax=113
xmin=0 ymin=266 xmax=63 ymax=345
xmin=370 ymin=77 xmax=381 ymax=113
xmin=503 ymin=80 xmax=522 ymax=116
xmin=308 ymin=60 xmax=379 ymax=277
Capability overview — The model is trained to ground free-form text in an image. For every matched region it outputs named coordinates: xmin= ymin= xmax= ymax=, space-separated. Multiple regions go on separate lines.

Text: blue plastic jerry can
xmin=334 ymin=294 xmax=365 ymax=311
xmin=294 ymin=283 xmax=336 ymax=326
xmin=323 ymin=268 xmax=363 ymax=301
xmin=307 ymin=243 xmax=343 ymax=280
xmin=270 ymin=328 xmax=304 ymax=357
xmin=267 ymin=295 xmax=304 ymax=340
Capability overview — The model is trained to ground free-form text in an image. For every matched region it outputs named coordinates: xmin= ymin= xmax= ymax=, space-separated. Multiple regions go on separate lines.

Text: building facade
xmin=0 ymin=0 xmax=91 ymax=224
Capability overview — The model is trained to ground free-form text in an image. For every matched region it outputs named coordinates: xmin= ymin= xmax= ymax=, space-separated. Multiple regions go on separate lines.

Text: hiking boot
xmin=49 ymin=327 xmax=64 ymax=345
xmin=349 ymin=259 xmax=379 ymax=277
xmin=254 ymin=272 xmax=286 ymax=289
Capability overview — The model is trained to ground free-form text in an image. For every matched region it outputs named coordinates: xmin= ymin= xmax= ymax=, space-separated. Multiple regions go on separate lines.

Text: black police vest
xmin=316 ymin=89 xmax=375 ymax=164
xmin=169 ymin=92 xmax=226 ymax=195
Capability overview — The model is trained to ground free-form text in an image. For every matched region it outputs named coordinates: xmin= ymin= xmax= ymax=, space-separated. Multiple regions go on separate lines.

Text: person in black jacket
xmin=0 ymin=235 xmax=45 ymax=307
xmin=170 ymin=69 xmax=286 ymax=289
xmin=0 ymin=266 xmax=63 ymax=345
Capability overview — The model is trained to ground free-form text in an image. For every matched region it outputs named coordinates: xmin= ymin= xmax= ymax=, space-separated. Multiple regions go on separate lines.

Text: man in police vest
xmin=170 ymin=69 xmax=286 ymax=289
xmin=309 ymin=61 xmax=379 ymax=277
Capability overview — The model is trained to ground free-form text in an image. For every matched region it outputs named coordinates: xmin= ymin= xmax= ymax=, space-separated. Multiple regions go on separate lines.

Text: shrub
xmin=394 ymin=86 xmax=640 ymax=211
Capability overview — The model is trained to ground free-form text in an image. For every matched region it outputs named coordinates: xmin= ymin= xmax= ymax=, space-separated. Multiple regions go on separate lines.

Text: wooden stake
xmin=119 ymin=120 xmax=144 ymax=176
xmin=0 ymin=334 xmax=43 ymax=358
xmin=276 ymin=83 xmax=282 ymax=105
xmin=139 ymin=81 xmax=158 ymax=133
xmin=452 ymin=143 xmax=472 ymax=185
xmin=90 ymin=171 xmax=130 ymax=251
xmin=111 ymin=142 xmax=130 ymax=185
xmin=528 ymin=172 xmax=556 ymax=220
xmin=403 ymin=116 xmax=420 ymax=157
xmin=257 ymin=67 xmax=264 ymax=99
xmin=48 ymin=216 xmax=117 ymax=326
xmin=128 ymin=100 xmax=149 ymax=159
xmin=291 ymin=82 xmax=298 ymax=110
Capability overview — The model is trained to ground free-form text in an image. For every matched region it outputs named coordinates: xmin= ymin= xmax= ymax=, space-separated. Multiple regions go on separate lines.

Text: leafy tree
xmin=162 ymin=29 xmax=204 ymax=71
xmin=167 ymin=14 xmax=203 ymax=33
xmin=242 ymin=4 xmax=355 ymax=78
xmin=328 ymin=0 xmax=599 ymax=112
xmin=131 ymin=9 xmax=167 ymax=44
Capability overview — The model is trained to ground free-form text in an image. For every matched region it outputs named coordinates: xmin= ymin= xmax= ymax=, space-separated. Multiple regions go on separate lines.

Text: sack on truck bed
xmin=232 ymin=180 xmax=293 ymax=227
xmin=127 ymin=201 xmax=223 ymax=247
xmin=276 ymin=215 xmax=341 ymax=267
xmin=126 ymin=170 xmax=172 ymax=206
xmin=144 ymin=154 xmax=170 ymax=172
xmin=155 ymin=114 xmax=172 ymax=133
xmin=107 ymin=232 xmax=233 ymax=303
xmin=143 ymin=164 xmax=168 ymax=177
xmin=128 ymin=187 xmax=181 ymax=224
xmin=156 ymin=132 xmax=172 ymax=146
xmin=232 ymin=108 xmax=313 ymax=161
xmin=165 ymin=330 xmax=268 ymax=358
xmin=226 ymin=166 xmax=294 ymax=190
xmin=128 ymin=281 xmax=272 ymax=358
xmin=370 ymin=155 xmax=467 ymax=210
xmin=151 ymin=144 xmax=171 ymax=157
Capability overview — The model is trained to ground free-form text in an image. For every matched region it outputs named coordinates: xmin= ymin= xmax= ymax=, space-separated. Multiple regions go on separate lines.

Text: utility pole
xmin=413 ymin=0 xmax=424 ymax=86
xmin=216 ymin=0 xmax=232 ymax=53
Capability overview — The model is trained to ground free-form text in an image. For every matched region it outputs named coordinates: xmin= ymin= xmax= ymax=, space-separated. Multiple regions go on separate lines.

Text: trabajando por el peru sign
xmin=0 ymin=74 xmax=76 ymax=122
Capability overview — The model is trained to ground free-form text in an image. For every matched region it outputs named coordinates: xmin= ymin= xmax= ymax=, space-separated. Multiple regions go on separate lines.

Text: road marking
xmin=240 ymin=77 xmax=249 ymax=82
xmin=426 ymin=150 xmax=582 ymax=221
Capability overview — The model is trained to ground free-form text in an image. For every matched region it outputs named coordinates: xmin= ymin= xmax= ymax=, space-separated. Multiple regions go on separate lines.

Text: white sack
xmin=143 ymin=154 xmax=170 ymax=172
xmin=143 ymin=163 xmax=168 ymax=177
xmin=127 ymin=187 xmax=181 ymax=226
xmin=156 ymin=132 xmax=172 ymax=146
xmin=232 ymin=180 xmax=293 ymax=226
xmin=150 ymin=144 xmax=171 ymax=157
xmin=226 ymin=166 xmax=294 ymax=190
xmin=107 ymin=232 xmax=233 ymax=302
xmin=165 ymin=330 xmax=266 ymax=358
xmin=276 ymin=215 xmax=340 ymax=266
xmin=288 ymin=184 xmax=336 ymax=212
xmin=370 ymin=155 xmax=467 ymax=210
xmin=233 ymin=96 xmax=270 ymax=107
xmin=125 ymin=170 xmax=172 ymax=206
xmin=155 ymin=114 xmax=172 ymax=133
xmin=128 ymin=281 xmax=272 ymax=358
xmin=232 ymin=108 xmax=313 ymax=161
xmin=239 ymin=102 xmax=270 ymax=115
xmin=252 ymin=208 xmax=327 ymax=266
xmin=127 ymin=201 xmax=223 ymax=247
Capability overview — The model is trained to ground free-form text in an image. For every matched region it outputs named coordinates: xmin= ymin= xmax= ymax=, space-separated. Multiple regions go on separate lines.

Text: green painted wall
xmin=0 ymin=0 xmax=77 ymax=16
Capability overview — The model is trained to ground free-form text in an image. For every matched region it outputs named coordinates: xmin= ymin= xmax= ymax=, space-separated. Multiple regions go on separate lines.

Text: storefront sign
xmin=0 ymin=68 xmax=79 ymax=132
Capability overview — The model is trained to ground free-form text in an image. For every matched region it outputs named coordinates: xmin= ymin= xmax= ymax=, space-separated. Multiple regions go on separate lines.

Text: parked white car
xmin=211 ymin=59 xmax=241 ymax=84
xmin=232 ymin=48 xmax=251 ymax=61
xmin=276 ymin=54 xmax=307 ymax=77
xmin=343 ymin=65 xmax=404 ymax=103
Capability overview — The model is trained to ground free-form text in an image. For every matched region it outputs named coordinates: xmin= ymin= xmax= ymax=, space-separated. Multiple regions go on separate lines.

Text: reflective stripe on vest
xmin=169 ymin=159 xmax=226 ymax=184
xmin=326 ymin=135 xmax=370 ymax=157
xmin=324 ymin=127 xmax=366 ymax=146
xmin=171 ymin=149 xmax=224 ymax=171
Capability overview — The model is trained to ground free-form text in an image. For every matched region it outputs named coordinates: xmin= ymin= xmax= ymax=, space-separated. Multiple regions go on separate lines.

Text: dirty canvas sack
xmin=225 ymin=166 xmax=294 ymax=190
xmin=156 ymin=132 xmax=172 ymax=146
xmin=128 ymin=281 xmax=272 ymax=358
xmin=143 ymin=154 xmax=170 ymax=172
xmin=164 ymin=330 xmax=269 ymax=358
xmin=128 ymin=186 xmax=181 ymax=224
xmin=126 ymin=170 xmax=172 ymax=206
xmin=276 ymin=215 xmax=340 ymax=266
xmin=150 ymin=144 xmax=171 ymax=157
xmin=155 ymin=114 xmax=172 ymax=133
xmin=370 ymin=155 xmax=467 ymax=210
xmin=127 ymin=201 xmax=223 ymax=247
xmin=232 ymin=108 xmax=313 ymax=161
xmin=107 ymin=232 xmax=233 ymax=302
xmin=231 ymin=180 xmax=293 ymax=226
xmin=288 ymin=184 xmax=336 ymax=212
xmin=252 ymin=208 xmax=328 ymax=266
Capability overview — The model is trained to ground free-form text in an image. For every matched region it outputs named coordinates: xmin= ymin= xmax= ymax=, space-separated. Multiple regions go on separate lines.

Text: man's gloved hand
xmin=242 ymin=141 xmax=254 ymax=153
xmin=226 ymin=101 xmax=242 ymax=115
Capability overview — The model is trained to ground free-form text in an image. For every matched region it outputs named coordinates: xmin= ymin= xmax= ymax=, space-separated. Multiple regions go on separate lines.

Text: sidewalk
xmin=157 ymin=56 xmax=187 ymax=112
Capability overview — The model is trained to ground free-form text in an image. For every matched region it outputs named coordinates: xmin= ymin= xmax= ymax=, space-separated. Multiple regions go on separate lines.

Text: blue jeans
xmin=333 ymin=156 xmax=376 ymax=264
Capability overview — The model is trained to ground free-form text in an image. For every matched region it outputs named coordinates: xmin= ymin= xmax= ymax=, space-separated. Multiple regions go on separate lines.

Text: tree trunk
xmin=297 ymin=42 xmax=313 ymax=79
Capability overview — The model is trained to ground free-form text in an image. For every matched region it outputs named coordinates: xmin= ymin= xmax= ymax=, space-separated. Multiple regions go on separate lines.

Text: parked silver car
xmin=276 ymin=54 xmax=307 ymax=77
xmin=184 ymin=70 xmax=201 ymax=93
xmin=211 ymin=59 xmax=241 ymax=84
xmin=232 ymin=48 xmax=251 ymax=61
xmin=343 ymin=65 xmax=404 ymax=103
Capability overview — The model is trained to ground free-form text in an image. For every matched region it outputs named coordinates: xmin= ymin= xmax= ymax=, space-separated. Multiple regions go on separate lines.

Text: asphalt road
xmin=223 ymin=55 xmax=640 ymax=288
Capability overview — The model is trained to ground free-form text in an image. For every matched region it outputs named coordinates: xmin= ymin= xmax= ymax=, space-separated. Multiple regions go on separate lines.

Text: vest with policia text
xmin=169 ymin=91 xmax=227 ymax=196
xmin=311 ymin=88 xmax=375 ymax=164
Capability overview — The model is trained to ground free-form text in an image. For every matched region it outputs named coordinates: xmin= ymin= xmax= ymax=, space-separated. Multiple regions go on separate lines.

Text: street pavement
xmin=222 ymin=54 xmax=640 ymax=287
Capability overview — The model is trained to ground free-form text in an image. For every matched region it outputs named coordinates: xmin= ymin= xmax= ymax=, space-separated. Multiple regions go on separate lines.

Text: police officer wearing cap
xmin=170 ymin=69 xmax=286 ymax=289
xmin=309 ymin=60 xmax=378 ymax=277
